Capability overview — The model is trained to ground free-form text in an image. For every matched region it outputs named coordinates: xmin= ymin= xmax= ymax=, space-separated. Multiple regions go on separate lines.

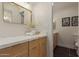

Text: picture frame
xmin=71 ymin=16 xmax=78 ymax=26
xmin=62 ymin=17 xmax=70 ymax=27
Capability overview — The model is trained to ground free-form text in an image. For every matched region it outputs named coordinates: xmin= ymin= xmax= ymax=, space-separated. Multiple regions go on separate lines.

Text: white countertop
xmin=0 ymin=33 xmax=47 ymax=49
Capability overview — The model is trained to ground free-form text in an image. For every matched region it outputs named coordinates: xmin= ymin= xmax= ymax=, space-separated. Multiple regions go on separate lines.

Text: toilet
xmin=73 ymin=34 xmax=79 ymax=56
xmin=75 ymin=42 xmax=79 ymax=56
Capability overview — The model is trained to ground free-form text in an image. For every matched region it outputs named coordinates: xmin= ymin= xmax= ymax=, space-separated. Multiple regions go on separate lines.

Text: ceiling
xmin=53 ymin=2 xmax=78 ymax=10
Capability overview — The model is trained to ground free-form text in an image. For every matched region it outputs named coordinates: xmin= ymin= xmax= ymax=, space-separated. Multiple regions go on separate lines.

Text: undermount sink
xmin=25 ymin=30 xmax=40 ymax=36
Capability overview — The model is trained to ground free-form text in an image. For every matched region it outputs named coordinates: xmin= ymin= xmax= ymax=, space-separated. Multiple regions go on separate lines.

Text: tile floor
xmin=53 ymin=46 xmax=78 ymax=57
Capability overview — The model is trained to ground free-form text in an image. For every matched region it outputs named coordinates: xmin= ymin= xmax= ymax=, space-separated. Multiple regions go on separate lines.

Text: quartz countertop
xmin=0 ymin=33 xmax=47 ymax=49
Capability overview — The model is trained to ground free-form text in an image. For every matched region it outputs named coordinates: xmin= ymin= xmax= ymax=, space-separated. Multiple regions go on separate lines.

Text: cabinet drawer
xmin=40 ymin=37 xmax=47 ymax=44
xmin=29 ymin=39 xmax=39 ymax=48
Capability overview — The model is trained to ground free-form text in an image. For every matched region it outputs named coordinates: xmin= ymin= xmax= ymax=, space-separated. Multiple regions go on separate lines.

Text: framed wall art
xmin=62 ymin=17 xmax=70 ymax=27
xmin=71 ymin=16 xmax=78 ymax=26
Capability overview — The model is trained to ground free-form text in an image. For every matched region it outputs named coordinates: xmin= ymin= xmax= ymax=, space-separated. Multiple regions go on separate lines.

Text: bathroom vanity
xmin=0 ymin=34 xmax=47 ymax=57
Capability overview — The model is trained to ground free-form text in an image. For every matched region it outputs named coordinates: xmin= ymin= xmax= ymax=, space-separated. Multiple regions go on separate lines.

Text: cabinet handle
xmin=32 ymin=47 xmax=36 ymax=49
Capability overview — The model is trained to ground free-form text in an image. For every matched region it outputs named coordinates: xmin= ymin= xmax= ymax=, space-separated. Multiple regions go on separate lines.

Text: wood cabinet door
xmin=29 ymin=39 xmax=40 ymax=57
xmin=39 ymin=37 xmax=47 ymax=57
xmin=0 ymin=42 xmax=29 ymax=57
xmin=53 ymin=33 xmax=59 ymax=50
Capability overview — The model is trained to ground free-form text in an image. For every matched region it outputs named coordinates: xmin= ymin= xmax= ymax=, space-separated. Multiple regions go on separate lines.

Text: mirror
xmin=0 ymin=3 xmax=3 ymax=22
xmin=3 ymin=2 xmax=32 ymax=25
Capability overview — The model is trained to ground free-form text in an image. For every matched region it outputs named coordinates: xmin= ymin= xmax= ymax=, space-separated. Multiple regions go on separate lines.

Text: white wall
xmin=53 ymin=2 xmax=78 ymax=49
xmin=0 ymin=23 xmax=30 ymax=37
xmin=32 ymin=3 xmax=53 ymax=56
